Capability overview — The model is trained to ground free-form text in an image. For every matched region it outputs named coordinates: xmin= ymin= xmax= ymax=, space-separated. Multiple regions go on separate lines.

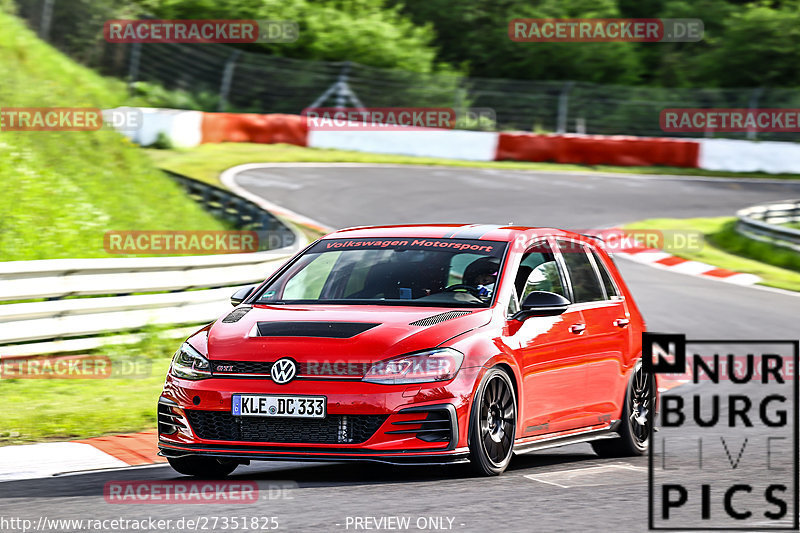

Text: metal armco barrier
xmin=0 ymin=172 xmax=305 ymax=352
xmin=166 ymin=171 xmax=296 ymax=248
xmin=736 ymin=200 xmax=800 ymax=251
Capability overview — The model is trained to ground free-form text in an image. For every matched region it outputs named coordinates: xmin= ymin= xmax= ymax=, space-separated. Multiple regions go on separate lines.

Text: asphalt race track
xmin=234 ymin=164 xmax=800 ymax=338
xmin=2 ymin=165 xmax=800 ymax=532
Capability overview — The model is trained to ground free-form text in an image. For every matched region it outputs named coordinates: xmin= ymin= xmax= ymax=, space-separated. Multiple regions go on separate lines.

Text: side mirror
xmin=512 ymin=291 xmax=571 ymax=321
xmin=230 ymin=286 xmax=255 ymax=306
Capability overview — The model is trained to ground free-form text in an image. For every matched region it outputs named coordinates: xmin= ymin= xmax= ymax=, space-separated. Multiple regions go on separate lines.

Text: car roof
xmin=322 ymin=224 xmax=591 ymax=244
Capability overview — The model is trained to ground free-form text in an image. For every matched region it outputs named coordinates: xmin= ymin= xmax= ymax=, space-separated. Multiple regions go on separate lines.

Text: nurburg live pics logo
xmin=644 ymin=333 xmax=799 ymax=531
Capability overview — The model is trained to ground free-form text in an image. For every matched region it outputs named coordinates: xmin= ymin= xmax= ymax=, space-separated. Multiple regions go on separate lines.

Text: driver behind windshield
xmin=462 ymin=257 xmax=500 ymax=297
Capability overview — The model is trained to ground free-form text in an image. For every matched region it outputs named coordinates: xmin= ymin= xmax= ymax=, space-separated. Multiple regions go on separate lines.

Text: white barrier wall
xmin=698 ymin=139 xmax=800 ymax=174
xmin=106 ymin=107 xmax=202 ymax=148
xmin=103 ymin=108 xmax=800 ymax=174
xmin=307 ymin=128 xmax=499 ymax=161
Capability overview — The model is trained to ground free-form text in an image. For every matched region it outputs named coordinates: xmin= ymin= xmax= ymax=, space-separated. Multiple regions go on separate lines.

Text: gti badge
xmin=270 ymin=358 xmax=297 ymax=384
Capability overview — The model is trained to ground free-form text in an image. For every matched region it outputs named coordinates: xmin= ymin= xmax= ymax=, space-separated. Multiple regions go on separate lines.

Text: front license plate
xmin=231 ymin=394 xmax=326 ymax=418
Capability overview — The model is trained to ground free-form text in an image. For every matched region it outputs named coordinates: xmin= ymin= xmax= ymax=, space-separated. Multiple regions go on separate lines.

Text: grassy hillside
xmin=0 ymin=11 xmax=224 ymax=261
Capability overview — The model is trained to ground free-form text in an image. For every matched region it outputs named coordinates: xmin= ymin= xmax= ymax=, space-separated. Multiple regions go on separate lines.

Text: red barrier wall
xmin=201 ymin=113 xmax=308 ymax=146
xmin=495 ymin=132 xmax=700 ymax=168
xmin=197 ymin=111 xmax=700 ymax=169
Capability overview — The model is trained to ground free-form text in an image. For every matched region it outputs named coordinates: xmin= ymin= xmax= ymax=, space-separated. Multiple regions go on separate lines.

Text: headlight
xmin=362 ymin=348 xmax=464 ymax=385
xmin=170 ymin=343 xmax=211 ymax=380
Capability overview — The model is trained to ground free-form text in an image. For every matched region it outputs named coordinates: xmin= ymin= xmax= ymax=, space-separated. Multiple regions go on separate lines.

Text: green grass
xmin=0 ymin=11 xmax=225 ymax=260
xmin=145 ymin=142 xmax=800 ymax=191
xmin=624 ymin=217 xmax=800 ymax=292
xmin=0 ymin=329 xmax=183 ymax=445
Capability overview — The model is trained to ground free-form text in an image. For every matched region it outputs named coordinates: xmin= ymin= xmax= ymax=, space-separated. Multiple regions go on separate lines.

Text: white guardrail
xmin=736 ymin=200 xmax=800 ymax=252
xmin=0 ymin=173 xmax=307 ymax=357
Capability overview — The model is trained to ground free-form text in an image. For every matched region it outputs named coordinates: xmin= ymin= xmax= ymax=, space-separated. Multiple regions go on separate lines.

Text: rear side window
xmin=591 ymin=251 xmax=619 ymax=298
xmin=556 ymin=240 xmax=605 ymax=303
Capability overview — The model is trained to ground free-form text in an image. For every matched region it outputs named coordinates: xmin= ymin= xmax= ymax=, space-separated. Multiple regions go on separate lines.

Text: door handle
xmin=613 ymin=318 xmax=630 ymax=328
xmin=569 ymin=323 xmax=586 ymax=334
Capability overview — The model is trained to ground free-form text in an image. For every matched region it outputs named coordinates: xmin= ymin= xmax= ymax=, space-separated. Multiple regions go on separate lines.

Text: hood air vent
xmin=221 ymin=306 xmax=252 ymax=323
xmin=254 ymin=321 xmax=380 ymax=338
xmin=409 ymin=311 xmax=472 ymax=327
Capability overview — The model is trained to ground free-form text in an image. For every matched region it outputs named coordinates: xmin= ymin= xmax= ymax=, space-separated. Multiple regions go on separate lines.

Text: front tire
xmin=167 ymin=456 xmax=238 ymax=478
xmin=591 ymin=362 xmax=654 ymax=457
xmin=468 ymin=368 xmax=517 ymax=476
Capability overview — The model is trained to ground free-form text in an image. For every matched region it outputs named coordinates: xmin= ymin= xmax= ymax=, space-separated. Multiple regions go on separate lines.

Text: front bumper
xmin=157 ymin=366 xmax=482 ymax=463
xmin=158 ymin=441 xmax=470 ymax=465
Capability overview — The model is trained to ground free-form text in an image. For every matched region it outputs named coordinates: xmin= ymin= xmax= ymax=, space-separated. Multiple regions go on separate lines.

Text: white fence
xmin=0 ymin=171 xmax=307 ymax=357
xmin=0 ymin=245 xmax=302 ymax=355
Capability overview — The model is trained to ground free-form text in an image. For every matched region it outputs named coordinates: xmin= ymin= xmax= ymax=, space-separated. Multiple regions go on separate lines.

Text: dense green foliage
xmin=137 ymin=0 xmax=800 ymax=87
xmin=12 ymin=0 xmax=800 ymax=87
xmin=137 ymin=0 xmax=450 ymax=73
xmin=393 ymin=0 xmax=800 ymax=87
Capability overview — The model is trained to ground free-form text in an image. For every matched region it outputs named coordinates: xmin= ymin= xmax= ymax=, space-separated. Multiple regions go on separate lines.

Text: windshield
xmin=257 ymin=237 xmax=508 ymax=307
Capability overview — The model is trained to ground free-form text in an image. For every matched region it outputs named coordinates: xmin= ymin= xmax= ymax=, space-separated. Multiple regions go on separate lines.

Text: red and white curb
xmin=613 ymin=242 xmax=761 ymax=286
xmin=0 ymin=431 xmax=164 ymax=482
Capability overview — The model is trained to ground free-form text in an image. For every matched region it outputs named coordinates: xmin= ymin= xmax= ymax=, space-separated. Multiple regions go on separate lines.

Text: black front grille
xmin=211 ymin=360 xmax=367 ymax=377
xmin=185 ymin=410 xmax=387 ymax=444
xmin=212 ymin=360 xmax=272 ymax=375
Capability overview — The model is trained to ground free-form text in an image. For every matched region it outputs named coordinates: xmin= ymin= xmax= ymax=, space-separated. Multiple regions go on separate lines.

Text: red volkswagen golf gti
xmin=158 ymin=224 xmax=652 ymax=476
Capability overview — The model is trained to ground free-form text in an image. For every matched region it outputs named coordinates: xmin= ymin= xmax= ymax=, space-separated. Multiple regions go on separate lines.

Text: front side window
xmin=258 ymin=237 xmax=508 ymax=307
xmin=515 ymin=241 xmax=567 ymax=303
xmin=556 ymin=240 xmax=606 ymax=303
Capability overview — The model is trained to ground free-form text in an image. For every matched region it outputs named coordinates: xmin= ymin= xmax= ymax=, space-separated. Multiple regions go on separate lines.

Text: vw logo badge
xmin=270 ymin=358 xmax=297 ymax=384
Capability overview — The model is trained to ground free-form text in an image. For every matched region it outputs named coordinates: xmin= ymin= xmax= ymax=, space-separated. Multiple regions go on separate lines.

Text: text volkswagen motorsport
xmin=158 ymin=224 xmax=653 ymax=476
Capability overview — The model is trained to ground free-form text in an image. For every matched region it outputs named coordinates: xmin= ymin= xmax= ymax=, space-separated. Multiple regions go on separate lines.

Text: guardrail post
xmin=218 ymin=50 xmax=242 ymax=112
xmin=746 ymin=87 xmax=764 ymax=141
xmin=39 ymin=0 xmax=55 ymax=40
xmin=335 ymin=61 xmax=351 ymax=109
xmin=557 ymin=82 xmax=574 ymax=134
xmin=127 ymin=42 xmax=142 ymax=88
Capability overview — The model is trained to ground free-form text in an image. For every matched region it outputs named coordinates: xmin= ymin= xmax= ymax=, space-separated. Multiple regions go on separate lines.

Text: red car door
xmin=555 ymin=240 xmax=631 ymax=426
xmin=506 ymin=239 xmax=595 ymax=436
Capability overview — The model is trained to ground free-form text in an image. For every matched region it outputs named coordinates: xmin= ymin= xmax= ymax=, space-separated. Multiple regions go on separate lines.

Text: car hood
xmin=200 ymin=304 xmax=491 ymax=364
